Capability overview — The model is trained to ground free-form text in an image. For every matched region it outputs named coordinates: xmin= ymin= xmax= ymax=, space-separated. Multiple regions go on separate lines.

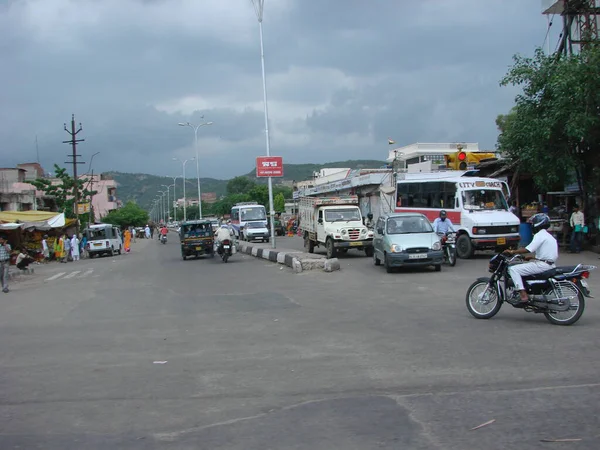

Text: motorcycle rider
xmin=504 ymin=213 xmax=558 ymax=304
xmin=159 ymin=225 xmax=168 ymax=242
xmin=433 ymin=210 xmax=455 ymax=235
xmin=215 ymin=221 xmax=234 ymax=249
xmin=364 ymin=213 xmax=375 ymax=229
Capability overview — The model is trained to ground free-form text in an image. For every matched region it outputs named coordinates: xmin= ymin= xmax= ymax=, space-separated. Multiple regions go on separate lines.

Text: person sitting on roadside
xmin=16 ymin=248 xmax=35 ymax=271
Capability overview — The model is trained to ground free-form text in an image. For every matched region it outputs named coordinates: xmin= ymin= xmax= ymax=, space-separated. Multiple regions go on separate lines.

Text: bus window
xmin=232 ymin=209 xmax=239 ymax=221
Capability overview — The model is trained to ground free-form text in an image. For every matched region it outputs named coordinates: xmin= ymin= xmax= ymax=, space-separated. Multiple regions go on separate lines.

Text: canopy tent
xmin=0 ymin=211 xmax=67 ymax=229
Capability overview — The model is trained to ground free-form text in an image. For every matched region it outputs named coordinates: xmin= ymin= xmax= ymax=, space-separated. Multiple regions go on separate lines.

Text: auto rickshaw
xmin=179 ymin=220 xmax=214 ymax=260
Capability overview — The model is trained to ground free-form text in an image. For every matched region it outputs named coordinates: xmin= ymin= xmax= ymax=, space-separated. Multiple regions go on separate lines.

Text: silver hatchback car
xmin=373 ymin=213 xmax=444 ymax=273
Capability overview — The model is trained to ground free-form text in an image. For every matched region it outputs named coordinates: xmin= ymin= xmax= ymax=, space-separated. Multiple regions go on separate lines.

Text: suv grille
xmin=348 ymin=229 xmax=360 ymax=240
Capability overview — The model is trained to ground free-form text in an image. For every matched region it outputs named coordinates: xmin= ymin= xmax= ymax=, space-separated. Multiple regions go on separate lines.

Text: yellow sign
xmin=76 ymin=203 xmax=90 ymax=214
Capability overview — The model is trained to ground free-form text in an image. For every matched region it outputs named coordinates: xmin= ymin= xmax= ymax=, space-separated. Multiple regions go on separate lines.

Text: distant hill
xmin=108 ymin=160 xmax=387 ymax=209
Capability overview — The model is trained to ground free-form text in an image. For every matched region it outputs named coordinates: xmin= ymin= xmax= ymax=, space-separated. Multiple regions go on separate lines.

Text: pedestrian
xmin=80 ymin=234 xmax=88 ymax=259
xmin=132 ymin=227 xmax=137 ymax=242
xmin=70 ymin=234 xmax=80 ymax=261
xmin=0 ymin=234 xmax=11 ymax=293
xmin=145 ymin=224 xmax=151 ymax=239
xmin=149 ymin=225 xmax=154 ymax=240
xmin=569 ymin=204 xmax=585 ymax=253
xmin=42 ymin=235 xmax=50 ymax=262
xmin=124 ymin=228 xmax=132 ymax=253
xmin=16 ymin=247 xmax=35 ymax=271
xmin=63 ymin=234 xmax=71 ymax=263
xmin=54 ymin=235 xmax=64 ymax=261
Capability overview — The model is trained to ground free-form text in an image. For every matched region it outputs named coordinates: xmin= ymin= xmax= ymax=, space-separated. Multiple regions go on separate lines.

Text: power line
xmin=63 ymin=114 xmax=86 ymax=236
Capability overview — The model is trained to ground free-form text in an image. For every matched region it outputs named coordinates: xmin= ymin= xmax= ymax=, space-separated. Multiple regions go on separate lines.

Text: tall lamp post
xmin=159 ymin=190 xmax=168 ymax=223
xmin=251 ymin=0 xmax=276 ymax=249
xmin=161 ymin=184 xmax=171 ymax=222
xmin=173 ymin=157 xmax=195 ymax=222
xmin=178 ymin=121 xmax=213 ymax=219
xmin=171 ymin=176 xmax=179 ymax=222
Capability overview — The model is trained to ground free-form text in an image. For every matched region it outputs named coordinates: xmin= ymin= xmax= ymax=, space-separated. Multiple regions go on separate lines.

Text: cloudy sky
xmin=1 ymin=0 xmax=554 ymax=179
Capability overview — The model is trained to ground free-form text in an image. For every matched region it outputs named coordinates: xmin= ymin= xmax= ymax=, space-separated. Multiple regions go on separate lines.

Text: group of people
xmin=49 ymin=233 xmax=84 ymax=263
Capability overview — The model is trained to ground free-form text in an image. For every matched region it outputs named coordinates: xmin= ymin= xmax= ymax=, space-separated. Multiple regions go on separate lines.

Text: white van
xmin=85 ymin=224 xmax=122 ymax=257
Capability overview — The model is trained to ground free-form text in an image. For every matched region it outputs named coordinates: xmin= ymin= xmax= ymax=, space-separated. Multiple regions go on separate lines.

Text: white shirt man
xmin=507 ymin=216 xmax=558 ymax=302
xmin=145 ymin=226 xmax=151 ymax=239
xmin=215 ymin=225 xmax=233 ymax=244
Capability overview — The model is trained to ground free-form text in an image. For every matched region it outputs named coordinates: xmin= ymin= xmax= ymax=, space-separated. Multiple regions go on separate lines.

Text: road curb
xmin=237 ymin=241 xmax=340 ymax=273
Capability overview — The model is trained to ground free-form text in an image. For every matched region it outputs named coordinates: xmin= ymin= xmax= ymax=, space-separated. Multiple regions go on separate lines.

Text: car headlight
xmin=390 ymin=244 xmax=403 ymax=253
xmin=510 ymin=226 xmax=518 ymax=233
xmin=360 ymin=229 xmax=366 ymax=234
xmin=341 ymin=229 xmax=347 ymax=235
xmin=432 ymin=241 xmax=441 ymax=251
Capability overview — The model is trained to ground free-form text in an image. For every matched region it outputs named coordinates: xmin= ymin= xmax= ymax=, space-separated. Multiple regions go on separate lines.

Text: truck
xmin=299 ymin=196 xmax=373 ymax=258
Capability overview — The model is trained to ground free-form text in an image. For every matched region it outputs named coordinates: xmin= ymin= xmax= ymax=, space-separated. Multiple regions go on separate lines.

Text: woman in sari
xmin=54 ymin=235 xmax=64 ymax=261
xmin=123 ymin=228 xmax=132 ymax=253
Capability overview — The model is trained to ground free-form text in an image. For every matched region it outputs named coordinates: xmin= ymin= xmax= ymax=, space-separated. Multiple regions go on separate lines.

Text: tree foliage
xmin=31 ymin=164 xmax=97 ymax=226
xmin=227 ymin=176 xmax=256 ymax=195
xmin=103 ymin=201 xmax=149 ymax=228
xmin=498 ymin=46 xmax=600 ymax=205
xmin=274 ymin=193 xmax=285 ymax=212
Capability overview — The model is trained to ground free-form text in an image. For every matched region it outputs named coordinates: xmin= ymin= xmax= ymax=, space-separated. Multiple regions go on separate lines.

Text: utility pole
xmin=63 ymin=114 xmax=85 ymax=237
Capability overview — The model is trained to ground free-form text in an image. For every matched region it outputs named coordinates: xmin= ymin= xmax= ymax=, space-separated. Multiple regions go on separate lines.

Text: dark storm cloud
xmin=0 ymin=0 xmax=550 ymax=178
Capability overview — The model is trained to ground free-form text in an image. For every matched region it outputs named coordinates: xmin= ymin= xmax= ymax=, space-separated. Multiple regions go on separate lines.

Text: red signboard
xmin=256 ymin=156 xmax=284 ymax=177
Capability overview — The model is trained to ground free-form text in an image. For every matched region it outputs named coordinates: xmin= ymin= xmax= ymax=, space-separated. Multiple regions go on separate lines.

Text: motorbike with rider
xmin=215 ymin=221 xmax=234 ymax=262
xmin=433 ymin=210 xmax=456 ymax=266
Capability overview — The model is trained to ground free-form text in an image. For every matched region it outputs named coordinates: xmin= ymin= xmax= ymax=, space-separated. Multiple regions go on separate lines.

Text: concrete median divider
xmin=237 ymin=241 xmax=340 ymax=273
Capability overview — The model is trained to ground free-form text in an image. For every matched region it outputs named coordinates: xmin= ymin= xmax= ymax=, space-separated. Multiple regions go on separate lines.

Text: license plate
xmin=349 ymin=242 xmax=362 ymax=246
xmin=224 ymin=245 xmax=230 ymax=249
xmin=94 ymin=243 xmax=102 ymax=247
xmin=195 ymin=246 xmax=202 ymax=251
xmin=497 ymin=237 xmax=506 ymax=245
xmin=580 ymin=279 xmax=589 ymax=288
xmin=408 ymin=253 xmax=428 ymax=259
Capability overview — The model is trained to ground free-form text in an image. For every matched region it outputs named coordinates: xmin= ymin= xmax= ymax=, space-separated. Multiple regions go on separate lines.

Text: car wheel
xmin=384 ymin=253 xmax=393 ymax=273
xmin=373 ymin=250 xmax=381 ymax=266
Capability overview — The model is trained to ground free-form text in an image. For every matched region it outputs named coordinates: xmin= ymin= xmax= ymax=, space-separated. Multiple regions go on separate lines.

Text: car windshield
xmin=247 ymin=222 xmax=266 ymax=229
xmin=241 ymin=207 xmax=266 ymax=221
xmin=182 ymin=223 xmax=211 ymax=238
xmin=387 ymin=216 xmax=433 ymax=234
xmin=324 ymin=208 xmax=362 ymax=222
xmin=87 ymin=228 xmax=108 ymax=240
xmin=462 ymin=189 xmax=508 ymax=211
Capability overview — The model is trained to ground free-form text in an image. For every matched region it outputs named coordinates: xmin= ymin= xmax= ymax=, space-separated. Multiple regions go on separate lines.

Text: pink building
xmin=83 ymin=174 xmax=119 ymax=219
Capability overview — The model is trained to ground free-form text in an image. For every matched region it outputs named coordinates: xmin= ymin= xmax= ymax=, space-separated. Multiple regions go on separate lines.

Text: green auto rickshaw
xmin=179 ymin=220 xmax=215 ymax=260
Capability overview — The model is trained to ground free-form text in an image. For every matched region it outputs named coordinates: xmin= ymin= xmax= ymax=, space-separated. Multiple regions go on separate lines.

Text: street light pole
xmin=171 ymin=176 xmax=178 ymax=222
xmin=161 ymin=184 xmax=170 ymax=222
xmin=160 ymin=190 xmax=168 ymax=223
xmin=178 ymin=121 xmax=213 ymax=219
xmin=252 ymin=0 xmax=276 ymax=249
xmin=173 ymin=157 xmax=195 ymax=222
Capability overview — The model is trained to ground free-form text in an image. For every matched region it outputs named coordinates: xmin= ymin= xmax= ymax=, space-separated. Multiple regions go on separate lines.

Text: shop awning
xmin=0 ymin=223 xmax=22 ymax=230
xmin=0 ymin=211 xmax=66 ymax=229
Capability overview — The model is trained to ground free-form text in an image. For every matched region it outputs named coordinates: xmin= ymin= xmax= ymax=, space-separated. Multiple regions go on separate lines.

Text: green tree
xmin=499 ymin=46 xmax=600 ymax=210
xmin=274 ymin=193 xmax=285 ymax=212
xmin=227 ymin=176 xmax=256 ymax=195
xmin=103 ymin=201 xmax=149 ymax=228
xmin=31 ymin=164 xmax=97 ymax=226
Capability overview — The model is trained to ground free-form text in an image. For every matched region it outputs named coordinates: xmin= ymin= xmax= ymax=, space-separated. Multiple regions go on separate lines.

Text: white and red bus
xmin=395 ymin=171 xmax=520 ymax=258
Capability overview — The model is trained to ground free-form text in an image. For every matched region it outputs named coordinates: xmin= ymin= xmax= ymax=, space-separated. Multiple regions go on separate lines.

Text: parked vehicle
xmin=395 ymin=172 xmax=520 ymax=259
xmin=299 ymin=196 xmax=373 ymax=258
xmin=466 ymin=253 xmax=587 ymax=325
xmin=217 ymin=239 xmax=233 ymax=263
xmin=244 ymin=221 xmax=270 ymax=242
xmin=438 ymin=232 xmax=457 ymax=266
xmin=373 ymin=213 xmax=443 ymax=273
xmin=230 ymin=202 xmax=267 ymax=240
xmin=85 ymin=224 xmax=122 ymax=257
xmin=179 ymin=220 xmax=214 ymax=260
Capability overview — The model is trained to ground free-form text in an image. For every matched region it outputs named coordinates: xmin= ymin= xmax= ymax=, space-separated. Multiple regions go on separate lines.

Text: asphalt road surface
xmin=1 ymin=233 xmax=599 ymax=449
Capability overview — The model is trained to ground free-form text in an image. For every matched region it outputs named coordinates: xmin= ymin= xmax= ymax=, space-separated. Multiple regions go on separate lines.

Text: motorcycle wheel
xmin=466 ymin=280 xmax=502 ymax=319
xmin=447 ymin=247 xmax=457 ymax=267
xmin=543 ymin=284 xmax=585 ymax=326
xmin=222 ymin=253 xmax=229 ymax=263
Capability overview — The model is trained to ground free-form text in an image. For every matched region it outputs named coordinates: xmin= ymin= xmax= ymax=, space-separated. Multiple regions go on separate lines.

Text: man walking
xmin=0 ymin=234 xmax=11 ymax=293
xmin=569 ymin=204 xmax=585 ymax=253
xmin=71 ymin=234 xmax=80 ymax=261
xmin=62 ymin=234 xmax=71 ymax=263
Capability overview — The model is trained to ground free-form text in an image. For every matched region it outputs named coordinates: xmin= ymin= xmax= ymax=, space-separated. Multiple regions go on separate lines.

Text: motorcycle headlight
xmin=390 ymin=244 xmax=403 ymax=253
xmin=432 ymin=241 xmax=441 ymax=251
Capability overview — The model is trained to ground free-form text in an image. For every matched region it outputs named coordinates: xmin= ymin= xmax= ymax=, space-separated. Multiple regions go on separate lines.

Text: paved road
xmin=1 ymin=233 xmax=599 ymax=449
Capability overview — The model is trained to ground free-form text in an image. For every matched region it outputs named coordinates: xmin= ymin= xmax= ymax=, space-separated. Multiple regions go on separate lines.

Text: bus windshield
xmin=240 ymin=207 xmax=266 ymax=221
xmin=462 ymin=189 xmax=508 ymax=211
